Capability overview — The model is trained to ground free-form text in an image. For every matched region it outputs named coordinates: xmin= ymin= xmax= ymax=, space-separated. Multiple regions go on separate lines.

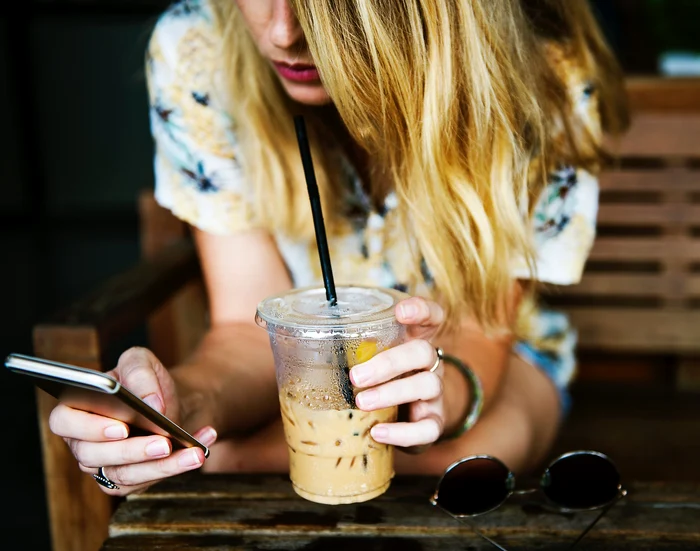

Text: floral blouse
xmin=146 ymin=0 xmax=602 ymax=415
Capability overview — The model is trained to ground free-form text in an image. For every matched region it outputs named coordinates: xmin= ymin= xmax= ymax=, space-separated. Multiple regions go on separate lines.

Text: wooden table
xmin=101 ymin=473 xmax=700 ymax=550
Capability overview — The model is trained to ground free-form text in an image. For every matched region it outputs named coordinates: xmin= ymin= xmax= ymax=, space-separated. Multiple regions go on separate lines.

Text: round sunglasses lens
xmin=436 ymin=457 xmax=511 ymax=516
xmin=542 ymin=452 xmax=620 ymax=510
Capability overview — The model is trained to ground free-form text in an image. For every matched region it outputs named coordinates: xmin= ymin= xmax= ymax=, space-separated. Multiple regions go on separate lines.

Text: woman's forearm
xmin=206 ymin=353 xmax=563 ymax=476
xmin=170 ymin=322 xmax=280 ymax=438
xmin=439 ymin=281 xmax=524 ymax=436
xmin=395 ymin=353 xmax=562 ymax=476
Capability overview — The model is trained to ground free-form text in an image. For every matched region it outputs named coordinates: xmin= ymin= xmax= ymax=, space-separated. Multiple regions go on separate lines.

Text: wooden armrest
xmin=33 ymin=238 xmax=200 ymax=363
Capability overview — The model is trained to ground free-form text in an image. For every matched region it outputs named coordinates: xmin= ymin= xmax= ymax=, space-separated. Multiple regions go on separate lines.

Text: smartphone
xmin=5 ymin=353 xmax=209 ymax=457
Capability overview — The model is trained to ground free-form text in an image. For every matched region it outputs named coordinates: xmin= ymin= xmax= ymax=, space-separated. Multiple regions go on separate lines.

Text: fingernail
xmin=145 ymin=439 xmax=171 ymax=458
xmin=357 ymin=389 xmax=378 ymax=409
xmin=200 ymin=427 xmax=218 ymax=446
xmin=143 ymin=394 xmax=164 ymax=413
xmin=351 ymin=366 xmax=368 ymax=387
xmin=371 ymin=425 xmax=389 ymax=441
xmin=104 ymin=425 xmax=128 ymax=440
xmin=179 ymin=449 xmax=202 ymax=468
xmin=400 ymin=303 xmax=417 ymax=319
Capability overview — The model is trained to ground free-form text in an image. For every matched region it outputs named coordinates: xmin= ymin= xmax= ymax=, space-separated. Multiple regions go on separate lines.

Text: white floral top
xmin=146 ymin=0 xmax=603 ymax=414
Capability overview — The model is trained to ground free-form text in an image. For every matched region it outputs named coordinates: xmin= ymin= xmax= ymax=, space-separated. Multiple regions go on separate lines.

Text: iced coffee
xmin=256 ymin=286 xmax=408 ymax=504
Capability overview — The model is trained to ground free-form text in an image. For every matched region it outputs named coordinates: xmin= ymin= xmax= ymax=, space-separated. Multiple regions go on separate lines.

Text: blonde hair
xmin=211 ymin=0 xmax=626 ymax=332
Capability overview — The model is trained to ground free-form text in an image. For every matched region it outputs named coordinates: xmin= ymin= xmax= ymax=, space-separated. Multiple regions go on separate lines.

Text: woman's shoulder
xmin=149 ymin=0 xmax=221 ymax=72
xmin=148 ymin=0 xmax=230 ymax=112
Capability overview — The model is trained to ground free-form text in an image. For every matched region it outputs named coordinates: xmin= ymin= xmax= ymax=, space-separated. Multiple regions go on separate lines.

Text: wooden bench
xmin=30 ymin=77 xmax=700 ymax=551
xmin=544 ymin=77 xmax=700 ymax=388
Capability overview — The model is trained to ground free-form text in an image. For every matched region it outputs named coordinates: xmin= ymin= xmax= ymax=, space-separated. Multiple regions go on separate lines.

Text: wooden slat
xmin=559 ymin=274 xmax=669 ymax=296
xmin=100 ymin=534 xmax=698 ymax=551
xmin=607 ymin=114 xmax=700 ymax=157
xmin=560 ymin=275 xmax=700 ymax=298
xmin=33 ymin=326 xmax=113 ymax=551
xmin=626 ymin=77 xmax=700 ymax=113
xmin=600 ymin=170 xmax=700 ymax=192
xmin=567 ymin=309 xmax=700 ymax=352
xmin=597 ymin=204 xmax=700 ymax=225
xmin=588 ymin=237 xmax=700 ymax=261
xmin=109 ymin=485 xmax=700 ymax=540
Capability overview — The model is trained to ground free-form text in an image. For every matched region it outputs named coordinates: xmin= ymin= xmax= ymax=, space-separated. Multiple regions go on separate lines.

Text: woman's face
xmin=235 ymin=0 xmax=331 ymax=106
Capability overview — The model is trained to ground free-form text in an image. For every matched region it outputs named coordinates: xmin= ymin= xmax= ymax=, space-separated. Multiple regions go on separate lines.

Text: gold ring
xmin=429 ymin=347 xmax=444 ymax=373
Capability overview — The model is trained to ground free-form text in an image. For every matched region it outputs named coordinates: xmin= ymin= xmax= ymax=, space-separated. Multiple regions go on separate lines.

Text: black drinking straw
xmin=294 ymin=115 xmax=338 ymax=306
xmin=293 ymin=114 xmax=355 ymax=407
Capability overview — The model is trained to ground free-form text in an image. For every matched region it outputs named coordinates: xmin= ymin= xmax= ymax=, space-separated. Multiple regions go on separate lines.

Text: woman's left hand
xmin=350 ymin=296 xmax=446 ymax=451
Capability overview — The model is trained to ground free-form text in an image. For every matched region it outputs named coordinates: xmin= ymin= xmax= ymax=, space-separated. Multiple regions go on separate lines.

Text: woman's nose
xmin=269 ymin=0 xmax=304 ymax=50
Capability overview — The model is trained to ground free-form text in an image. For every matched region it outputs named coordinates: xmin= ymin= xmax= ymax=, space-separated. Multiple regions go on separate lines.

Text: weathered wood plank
xmin=606 ymin=114 xmax=700 ymax=157
xmin=100 ymin=533 xmax=700 ymax=551
xmin=600 ymin=170 xmax=700 ymax=192
xmin=32 ymin=326 xmax=114 ymax=551
xmin=127 ymin=472 xmax=700 ymax=504
xmin=106 ymin=476 xmax=699 ymax=549
xmin=596 ymin=204 xmax=700 ymax=225
xmin=625 ymin=77 xmax=700 ymax=113
xmin=558 ymin=275 xmax=700 ymax=298
xmin=568 ymin=309 xmax=700 ymax=352
xmin=560 ymin=275 xmax=669 ymax=296
xmin=588 ymin=238 xmax=700 ymax=261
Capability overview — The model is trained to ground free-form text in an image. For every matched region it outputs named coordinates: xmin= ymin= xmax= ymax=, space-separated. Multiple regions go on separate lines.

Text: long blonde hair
xmin=211 ymin=0 xmax=626 ymax=332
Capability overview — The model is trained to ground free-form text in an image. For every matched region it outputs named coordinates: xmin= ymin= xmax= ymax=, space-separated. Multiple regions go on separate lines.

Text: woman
xmin=48 ymin=0 xmax=628 ymax=495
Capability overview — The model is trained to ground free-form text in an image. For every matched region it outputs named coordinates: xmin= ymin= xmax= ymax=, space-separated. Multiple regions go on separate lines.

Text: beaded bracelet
xmin=439 ymin=353 xmax=484 ymax=441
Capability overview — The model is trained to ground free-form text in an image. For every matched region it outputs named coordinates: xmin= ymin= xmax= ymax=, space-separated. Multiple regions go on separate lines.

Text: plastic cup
xmin=256 ymin=285 xmax=408 ymax=504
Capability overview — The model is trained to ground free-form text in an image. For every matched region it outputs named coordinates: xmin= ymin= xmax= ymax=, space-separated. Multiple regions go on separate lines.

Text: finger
xmin=350 ymin=339 xmax=438 ymax=388
xmin=356 ymin=370 xmax=443 ymax=411
xmin=49 ymin=404 xmax=130 ymax=442
xmin=370 ymin=415 xmax=443 ymax=447
xmin=114 ymin=347 xmax=166 ymax=413
xmin=80 ymin=446 xmax=205 ymax=487
xmin=193 ymin=426 xmax=218 ymax=447
xmin=70 ymin=435 xmax=173 ymax=468
xmin=395 ymin=297 xmax=445 ymax=333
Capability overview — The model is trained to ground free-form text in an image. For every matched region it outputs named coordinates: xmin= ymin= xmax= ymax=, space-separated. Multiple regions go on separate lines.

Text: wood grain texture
xmin=101 ymin=472 xmax=700 ymax=550
xmin=33 ymin=326 xmax=114 ymax=551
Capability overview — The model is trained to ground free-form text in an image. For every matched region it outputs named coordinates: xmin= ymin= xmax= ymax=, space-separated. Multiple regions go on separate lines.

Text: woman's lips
xmin=273 ymin=62 xmax=320 ymax=83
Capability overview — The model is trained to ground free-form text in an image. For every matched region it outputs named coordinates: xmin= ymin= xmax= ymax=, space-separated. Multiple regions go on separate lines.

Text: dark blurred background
xmin=1 ymin=0 xmax=699 ymax=549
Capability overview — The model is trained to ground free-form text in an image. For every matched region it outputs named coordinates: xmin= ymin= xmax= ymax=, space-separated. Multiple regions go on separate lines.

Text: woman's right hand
xmin=48 ymin=347 xmax=218 ymax=496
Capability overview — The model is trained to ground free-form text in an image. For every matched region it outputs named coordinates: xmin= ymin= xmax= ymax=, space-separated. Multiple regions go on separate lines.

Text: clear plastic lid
xmin=256 ymin=285 xmax=409 ymax=337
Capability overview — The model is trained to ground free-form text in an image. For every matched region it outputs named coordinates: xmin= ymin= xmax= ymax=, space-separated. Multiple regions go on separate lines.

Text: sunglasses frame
xmin=430 ymin=450 xmax=627 ymax=551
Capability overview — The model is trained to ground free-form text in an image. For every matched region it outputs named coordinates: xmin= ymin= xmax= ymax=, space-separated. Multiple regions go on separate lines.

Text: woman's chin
xmin=282 ymin=81 xmax=332 ymax=106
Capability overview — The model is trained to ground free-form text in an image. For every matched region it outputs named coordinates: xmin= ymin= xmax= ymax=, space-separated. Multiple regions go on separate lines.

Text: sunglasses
xmin=431 ymin=450 xmax=627 ymax=550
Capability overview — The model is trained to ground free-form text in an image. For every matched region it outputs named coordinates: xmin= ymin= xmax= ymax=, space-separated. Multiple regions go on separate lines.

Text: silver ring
xmin=93 ymin=466 xmax=119 ymax=490
xmin=429 ymin=347 xmax=443 ymax=373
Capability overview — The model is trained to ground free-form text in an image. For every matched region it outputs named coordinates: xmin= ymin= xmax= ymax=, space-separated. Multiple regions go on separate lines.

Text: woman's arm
xmin=204 ymin=352 xmax=561 ymax=475
xmin=436 ymin=281 xmax=523 ymax=437
xmin=394 ymin=352 xmax=561 ymax=475
xmin=171 ymin=227 xmax=292 ymax=438
xmin=406 ymin=280 xmax=561 ymax=474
